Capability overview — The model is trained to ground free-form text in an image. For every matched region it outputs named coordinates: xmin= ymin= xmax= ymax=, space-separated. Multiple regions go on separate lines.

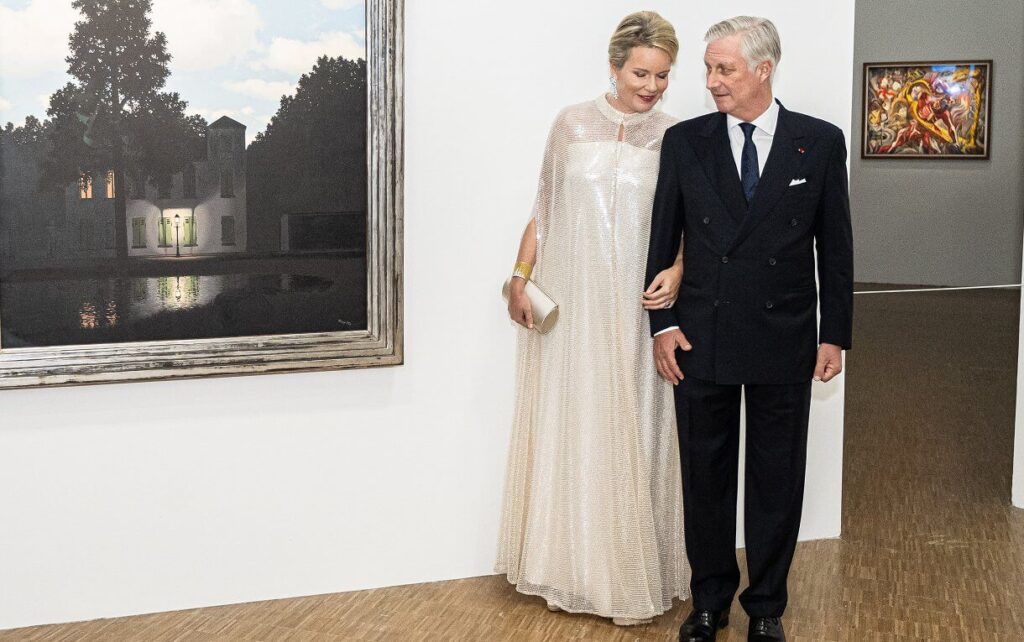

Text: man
xmin=644 ymin=16 xmax=853 ymax=642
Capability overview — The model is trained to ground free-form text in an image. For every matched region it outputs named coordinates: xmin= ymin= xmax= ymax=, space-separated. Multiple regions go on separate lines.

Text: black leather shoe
xmin=679 ymin=608 xmax=729 ymax=642
xmin=748 ymin=616 xmax=785 ymax=641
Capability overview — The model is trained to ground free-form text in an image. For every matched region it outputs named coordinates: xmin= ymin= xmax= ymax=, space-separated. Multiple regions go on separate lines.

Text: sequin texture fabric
xmin=496 ymin=96 xmax=691 ymax=619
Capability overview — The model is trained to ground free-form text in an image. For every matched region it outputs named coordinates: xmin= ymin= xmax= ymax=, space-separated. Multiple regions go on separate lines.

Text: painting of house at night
xmin=0 ymin=0 xmax=370 ymax=349
xmin=3 ymin=116 xmax=247 ymax=266
xmin=127 ymin=116 xmax=247 ymax=256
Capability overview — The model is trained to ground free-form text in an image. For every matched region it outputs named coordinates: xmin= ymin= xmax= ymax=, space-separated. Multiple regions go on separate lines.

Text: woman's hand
xmin=508 ymin=279 xmax=535 ymax=329
xmin=642 ymin=264 xmax=682 ymax=310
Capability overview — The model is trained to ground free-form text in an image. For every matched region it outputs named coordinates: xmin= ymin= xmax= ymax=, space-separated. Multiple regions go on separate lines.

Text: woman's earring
xmin=609 ymin=75 xmax=619 ymax=99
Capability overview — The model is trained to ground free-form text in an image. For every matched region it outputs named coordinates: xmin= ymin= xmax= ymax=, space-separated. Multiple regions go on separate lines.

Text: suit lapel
xmin=727 ymin=105 xmax=806 ymax=253
xmin=692 ymin=115 xmax=745 ymax=235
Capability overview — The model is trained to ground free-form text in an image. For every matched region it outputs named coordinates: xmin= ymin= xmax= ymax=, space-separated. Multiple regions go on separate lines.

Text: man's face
xmin=704 ymin=33 xmax=770 ymax=118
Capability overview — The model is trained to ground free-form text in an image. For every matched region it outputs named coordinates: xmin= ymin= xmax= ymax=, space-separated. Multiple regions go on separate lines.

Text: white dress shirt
xmin=653 ymin=99 xmax=779 ymax=338
xmin=726 ymin=98 xmax=779 ymax=178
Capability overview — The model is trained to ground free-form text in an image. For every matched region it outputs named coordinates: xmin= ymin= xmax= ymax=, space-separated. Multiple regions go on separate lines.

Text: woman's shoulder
xmin=549 ymin=99 xmax=599 ymax=127
xmin=651 ymin=109 xmax=681 ymax=129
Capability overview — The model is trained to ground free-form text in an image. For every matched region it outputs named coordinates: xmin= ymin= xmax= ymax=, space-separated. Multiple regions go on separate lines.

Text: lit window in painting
xmin=158 ymin=217 xmax=172 ymax=247
xmin=183 ymin=214 xmax=197 ymax=247
xmin=105 ymin=170 xmax=115 ymax=199
xmin=79 ymin=174 xmax=93 ymax=199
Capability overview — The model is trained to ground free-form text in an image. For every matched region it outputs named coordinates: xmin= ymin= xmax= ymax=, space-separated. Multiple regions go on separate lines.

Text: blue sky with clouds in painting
xmin=0 ymin=0 xmax=365 ymax=143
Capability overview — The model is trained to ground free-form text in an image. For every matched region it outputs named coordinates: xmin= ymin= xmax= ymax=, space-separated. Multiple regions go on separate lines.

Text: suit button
xmin=768 ymin=257 xmax=777 ymax=266
xmin=790 ymin=218 xmax=799 ymax=227
xmin=765 ymin=301 xmax=774 ymax=309
xmin=702 ymin=216 xmax=711 ymax=225
xmin=713 ymin=299 xmax=720 ymax=307
xmin=721 ymin=256 xmax=729 ymax=264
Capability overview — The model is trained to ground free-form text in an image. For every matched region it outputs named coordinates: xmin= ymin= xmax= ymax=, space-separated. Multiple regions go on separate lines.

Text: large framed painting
xmin=861 ymin=60 xmax=991 ymax=159
xmin=0 ymin=0 xmax=402 ymax=388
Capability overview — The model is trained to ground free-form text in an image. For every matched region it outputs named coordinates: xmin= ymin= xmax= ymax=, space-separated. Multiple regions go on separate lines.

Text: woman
xmin=496 ymin=11 xmax=690 ymax=626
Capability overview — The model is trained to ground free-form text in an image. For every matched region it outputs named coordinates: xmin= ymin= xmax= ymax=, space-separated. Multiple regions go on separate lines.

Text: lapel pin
xmin=797 ymin=147 xmax=806 ymax=154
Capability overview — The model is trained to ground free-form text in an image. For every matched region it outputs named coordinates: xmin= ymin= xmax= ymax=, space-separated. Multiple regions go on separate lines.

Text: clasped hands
xmin=653 ymin=329 xmax=844 ymax=386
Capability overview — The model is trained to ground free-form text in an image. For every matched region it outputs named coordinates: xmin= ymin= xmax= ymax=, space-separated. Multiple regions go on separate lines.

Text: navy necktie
xmin=739 ymin=122 xmax=759 ymax=203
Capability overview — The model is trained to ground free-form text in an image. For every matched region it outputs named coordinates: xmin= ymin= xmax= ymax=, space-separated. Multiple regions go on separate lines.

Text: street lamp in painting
xmin=174 ymin=213 xmax=181 ymax=258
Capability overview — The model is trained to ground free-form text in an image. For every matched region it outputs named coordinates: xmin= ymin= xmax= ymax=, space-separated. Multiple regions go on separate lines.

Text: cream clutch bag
xmin=502 ymin=278 xmax=559 ymax=334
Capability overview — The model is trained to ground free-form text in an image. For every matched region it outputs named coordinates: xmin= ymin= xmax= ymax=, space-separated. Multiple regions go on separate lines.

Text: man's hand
xmin=653 ymin=329 xmax=691 ymax=385
xmin=814 ymin=343 xmax=843 ymax=382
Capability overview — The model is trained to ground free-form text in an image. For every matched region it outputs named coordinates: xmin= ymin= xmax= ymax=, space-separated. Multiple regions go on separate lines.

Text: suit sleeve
xmin=814 ymin=130 xmax=854 ymax=349
xmin=645 ymin=128 xmax=686 ymax=336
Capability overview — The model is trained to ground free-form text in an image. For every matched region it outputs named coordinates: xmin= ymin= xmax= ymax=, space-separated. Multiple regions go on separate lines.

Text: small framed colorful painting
xmin=861 ymin=60 xmax=991 ymax=159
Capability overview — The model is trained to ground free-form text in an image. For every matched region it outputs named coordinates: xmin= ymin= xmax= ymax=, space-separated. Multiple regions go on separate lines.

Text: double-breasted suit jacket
xmin=646 ymin=102 xmax=854 ymax=384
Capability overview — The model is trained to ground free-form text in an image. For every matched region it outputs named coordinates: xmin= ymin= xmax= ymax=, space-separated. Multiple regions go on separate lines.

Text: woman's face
xmin=610 ymin=46 xmax=672 ymax=113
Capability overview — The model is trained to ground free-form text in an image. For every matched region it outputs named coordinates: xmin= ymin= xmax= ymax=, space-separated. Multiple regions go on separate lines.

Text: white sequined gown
xmin=496 ymin=96 xmax=690 ymax=619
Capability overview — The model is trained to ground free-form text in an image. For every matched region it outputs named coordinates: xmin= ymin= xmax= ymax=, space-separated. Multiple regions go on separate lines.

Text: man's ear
xmin=759 ymin=61 xmax=773 ymax=83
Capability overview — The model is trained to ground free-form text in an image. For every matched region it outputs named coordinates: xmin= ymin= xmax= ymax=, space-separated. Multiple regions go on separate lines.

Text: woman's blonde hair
xmin=608 ymin=11 xmax=679 ymax=68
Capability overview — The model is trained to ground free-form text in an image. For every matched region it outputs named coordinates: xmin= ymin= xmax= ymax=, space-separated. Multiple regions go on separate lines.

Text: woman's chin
xmin=632 ymin=96 xmax=659 ymax=112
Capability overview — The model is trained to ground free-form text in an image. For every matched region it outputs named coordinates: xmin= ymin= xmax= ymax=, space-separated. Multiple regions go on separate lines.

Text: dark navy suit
xmin=645 ymin=101 xmax=853 ymax=618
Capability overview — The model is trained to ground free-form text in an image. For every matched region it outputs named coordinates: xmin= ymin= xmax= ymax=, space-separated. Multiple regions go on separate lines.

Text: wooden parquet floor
xmin=3 ymin=288 xmax=1024 ymax=641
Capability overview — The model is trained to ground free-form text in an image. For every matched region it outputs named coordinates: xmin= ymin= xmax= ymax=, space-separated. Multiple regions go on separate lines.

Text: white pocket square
xmin=788 ymin=178 xmax=807 ymax=187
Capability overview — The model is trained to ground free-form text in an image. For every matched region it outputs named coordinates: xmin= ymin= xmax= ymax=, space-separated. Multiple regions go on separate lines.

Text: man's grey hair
xmin=704 ymin=16 xmax=781 ymax=78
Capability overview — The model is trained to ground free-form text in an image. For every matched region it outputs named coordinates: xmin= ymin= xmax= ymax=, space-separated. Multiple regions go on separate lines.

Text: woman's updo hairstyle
xmin=608 ymin=11 xmax=679 ymax=68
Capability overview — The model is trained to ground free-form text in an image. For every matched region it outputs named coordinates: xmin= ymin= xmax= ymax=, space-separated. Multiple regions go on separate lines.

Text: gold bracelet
xmin=512 ymin=261 xmax=533 ymax=281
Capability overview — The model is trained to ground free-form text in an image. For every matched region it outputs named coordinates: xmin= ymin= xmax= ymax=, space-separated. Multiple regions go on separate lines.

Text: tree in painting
xmin=41 ymin=0 xmax=202 ymax=258
xmin=247 ymin=56 xmax=367 ymax=252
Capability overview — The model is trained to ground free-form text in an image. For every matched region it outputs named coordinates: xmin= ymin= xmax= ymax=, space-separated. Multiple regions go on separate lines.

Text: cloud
xmin=225 ymin=79 xmax=296 ymax=101
xmin=0 ymin=0 xmax=264 ymax=78
xmin=264 ymin=31 xmax=365 ymax=76
xmin=0 ymin=96 xmax=12 ymax=113
xmin=0 ymin=0 xmax=78 ymax=78
xmin=192 ymin=106 xmax=253 ymax=123
xmin=151 ymin=0 xmax=263 ymax=72
xmin=320 ymin=0 xmax=364 ymax=9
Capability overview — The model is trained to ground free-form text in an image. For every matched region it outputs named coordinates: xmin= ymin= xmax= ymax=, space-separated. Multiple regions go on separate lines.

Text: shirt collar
xmin=727 ymin=98 xmax=780 ymax=136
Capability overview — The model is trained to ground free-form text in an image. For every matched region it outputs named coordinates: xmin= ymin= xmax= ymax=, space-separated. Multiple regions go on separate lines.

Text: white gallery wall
xmin=1016 ymin=244 xmax=1024 ymax=508
xmin=1014 ymin=0 xmax=1024 ymax=513
xmin=0 ymin=0 xmax=855 ymax=630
